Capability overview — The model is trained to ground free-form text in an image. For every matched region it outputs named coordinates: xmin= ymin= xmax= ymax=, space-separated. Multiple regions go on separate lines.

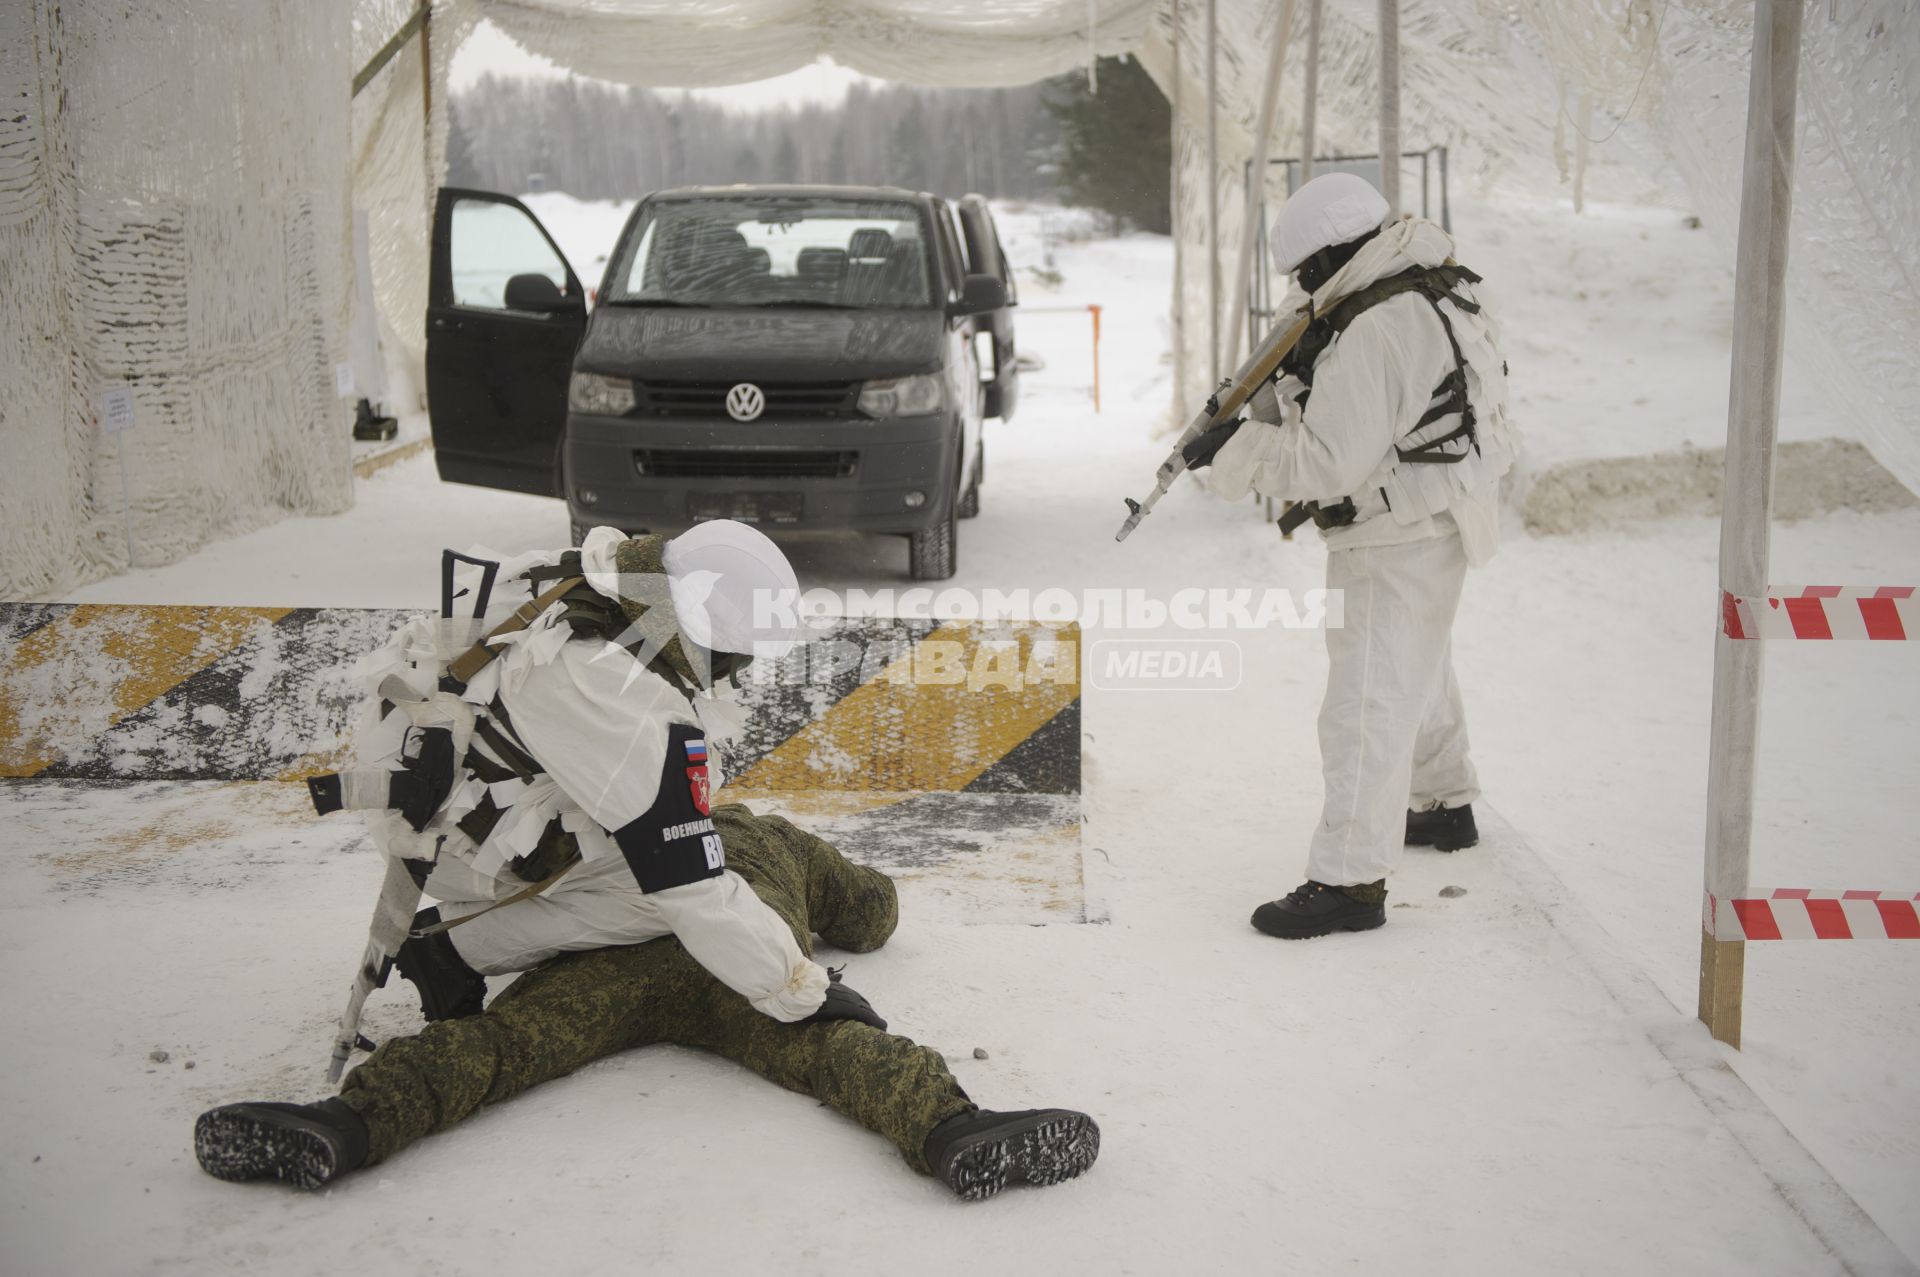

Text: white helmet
xmin=663 ymin=520 xmax=801 ymax=658
xmin=1270 ymin=172 xmax=1391 ymax=275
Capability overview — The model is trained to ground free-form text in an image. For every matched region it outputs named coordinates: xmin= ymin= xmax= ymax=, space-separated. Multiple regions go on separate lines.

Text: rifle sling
xmin=446 ymin=575 xmax=587 ymax=686
xmin=409 ymin=856 xmax=581 ymax=937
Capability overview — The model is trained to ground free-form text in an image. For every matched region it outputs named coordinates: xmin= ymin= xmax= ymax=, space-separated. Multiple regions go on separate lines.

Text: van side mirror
xmin=950 ymin=273 xmax=1007 ymax=317
xmin=505 ymin=273 xmax=583 ymax=314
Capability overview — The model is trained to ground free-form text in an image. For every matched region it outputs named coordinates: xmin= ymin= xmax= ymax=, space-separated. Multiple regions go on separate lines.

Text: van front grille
xmin=635 ymin=450 xmax=859 ymax=479
xmin=635 ymin=380 xmax=857 ymax=419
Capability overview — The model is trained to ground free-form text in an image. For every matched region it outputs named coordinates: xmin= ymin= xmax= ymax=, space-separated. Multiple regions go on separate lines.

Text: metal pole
xmin=1205 ymin=0 xmax=1220 ymax=383
xmin=1300 ymin=0 xmax=1321 ymax=186
xmin=351 ymin=1 xmax=429 ymax=98
xmin=1377 ymin=0 xmax=1400 ymax=215
xmin=1170 ymin=0 xmax=1187 ymax=416
xmin=1573 ymin=91 xmax=1593 ymax=214
xmin=1225 ymin=0 xmax=1298 ymax=362
xmin=420 ymin=1 xmax=435 ymax=205
xmin=1699 ymin=0 xmax=1804 ymax=1051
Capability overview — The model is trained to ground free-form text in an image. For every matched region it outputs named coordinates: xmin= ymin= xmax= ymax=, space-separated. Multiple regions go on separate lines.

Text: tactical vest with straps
xmin=1276 ymin=262 xmax=1487 ymax=535
xmin=442 ymin=551 xmax=708 ymax=879
xmin=327 ymin=555 xmax=704 ymax=889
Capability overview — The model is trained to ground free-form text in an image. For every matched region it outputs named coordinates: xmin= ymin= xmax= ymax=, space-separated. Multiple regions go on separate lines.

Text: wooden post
xmin=1300 ymin=0 xmax=1321 ymax=186
xmin=1378 ymin=0 xmax=1400 ymax=215
xmin=1699 ymin=0 xmax=1804 ymax=1050
xmin=1224 ymin=0 xmax=1297 ymax=362
xmin=1089 ymin=304 xmax=1103 ymax=413
xmin=1205 ymin=0 xmax=1220 ymax=383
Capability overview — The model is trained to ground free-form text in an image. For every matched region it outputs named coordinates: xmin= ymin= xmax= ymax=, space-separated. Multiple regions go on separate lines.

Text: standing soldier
xmin=1182 ymin=172 xmax=1517 ymax=938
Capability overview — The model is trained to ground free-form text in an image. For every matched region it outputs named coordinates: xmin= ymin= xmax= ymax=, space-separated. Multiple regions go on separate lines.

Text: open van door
xmin=957 ymin=194 xmax=1019 ymax=421
xmin=427 ymin=188 xmax=587 ymax=496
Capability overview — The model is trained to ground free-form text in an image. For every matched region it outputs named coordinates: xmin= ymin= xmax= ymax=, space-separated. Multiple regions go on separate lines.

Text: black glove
xmin=1180 ymin=416 xmax=1244 ymax=471
xmin=801 ymin=972 xmax=887 ymax=1032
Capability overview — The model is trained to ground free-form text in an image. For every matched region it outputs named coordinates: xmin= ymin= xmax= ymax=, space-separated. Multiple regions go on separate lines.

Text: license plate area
xmin=686 ymin=492 xmax=804 ymax=526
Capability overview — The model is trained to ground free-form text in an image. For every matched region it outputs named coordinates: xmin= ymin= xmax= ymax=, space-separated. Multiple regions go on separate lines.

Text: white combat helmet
xmin=1270 ymin=172 xmax=1392 ymax=275
xmin=662 ymin=520 xmax=801 ymax=658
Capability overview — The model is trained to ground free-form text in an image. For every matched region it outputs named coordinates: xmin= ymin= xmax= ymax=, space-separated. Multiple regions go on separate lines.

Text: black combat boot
xmin=1251 ymin=880 xmax=1387 ymax=939
xmin=923 ymin=1107 xmax=1101 ymax=1201
xmin=1405 ymin=803 xmax=1478 ymax=851
xmin=393 ymin=909 xmax=488 ymax=1021
xmin=194 ymin=1098 xmax=370 ymax=1189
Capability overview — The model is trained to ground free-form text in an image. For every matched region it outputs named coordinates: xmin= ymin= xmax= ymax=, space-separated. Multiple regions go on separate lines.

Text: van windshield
xmin=606 ymin=196 xmax=935 ymax=309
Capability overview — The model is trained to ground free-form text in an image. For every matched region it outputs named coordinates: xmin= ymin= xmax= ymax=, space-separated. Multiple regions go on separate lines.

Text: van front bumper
xmin=562 ymin=411 xmax=959 ymax=535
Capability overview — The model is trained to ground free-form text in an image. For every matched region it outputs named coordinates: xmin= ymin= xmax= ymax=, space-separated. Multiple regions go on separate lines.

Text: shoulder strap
xmin=407 ymin=855 xmax=581 ymax=937
xmin=445 ymin=574 xmax=585 ymax=687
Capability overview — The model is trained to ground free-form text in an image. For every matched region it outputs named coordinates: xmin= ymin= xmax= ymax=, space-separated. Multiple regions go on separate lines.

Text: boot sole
xmin=194 ymin=1107 xmax=341 ymax=1190
xmin=941 ymin=1111 xmax=1101 ymax=1202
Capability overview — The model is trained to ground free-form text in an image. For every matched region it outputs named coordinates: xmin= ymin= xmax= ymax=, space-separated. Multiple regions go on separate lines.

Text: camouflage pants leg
xmin=710 ymin=805 xmax=900 ymax=953
xmin=337 ymin=942 xmax=669 ymax=1165
xmin=636 ymin=941 xmax=970 ymax=1174
xmin=340 ymin=806 xmax=967 ymax=1171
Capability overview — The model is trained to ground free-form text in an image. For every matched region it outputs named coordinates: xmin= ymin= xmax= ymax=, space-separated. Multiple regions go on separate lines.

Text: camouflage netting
xmin=1 ymin=1 xmax=356 ymax=600
xmin=1136 ymin=2 xmax=1918 ymax=495
xmin=6 ymin=2 xmax=1915 ymax=600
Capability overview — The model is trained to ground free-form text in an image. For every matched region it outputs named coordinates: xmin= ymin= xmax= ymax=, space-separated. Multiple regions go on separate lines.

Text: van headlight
xmin=569 ymin=371 xmax=635 ymax=416
xmin=857 ymin=373 xmax=947 ymax=418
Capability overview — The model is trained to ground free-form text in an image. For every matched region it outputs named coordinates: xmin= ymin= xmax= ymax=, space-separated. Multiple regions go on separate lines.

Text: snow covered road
xmin=10 ymin=196 xmax=1919 ymax=1273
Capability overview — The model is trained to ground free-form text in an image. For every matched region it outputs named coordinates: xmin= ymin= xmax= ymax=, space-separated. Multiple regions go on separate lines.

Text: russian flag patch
xmin=685 ymin=739 xmax=708 ymax=763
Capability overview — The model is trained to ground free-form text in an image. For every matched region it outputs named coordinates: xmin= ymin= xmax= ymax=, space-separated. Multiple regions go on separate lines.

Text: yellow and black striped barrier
xmin=1 ymin=604 xmax=1080 ymax=794
xmin=2 ymin=604 xmax=1086 ymax=922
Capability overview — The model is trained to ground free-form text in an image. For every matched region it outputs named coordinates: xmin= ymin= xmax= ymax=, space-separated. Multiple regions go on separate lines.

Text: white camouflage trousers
xmin=440 ymin=863 xmax=828 ymax=1022
xmin=1306 ymin=530 xmax=1481 ymax=887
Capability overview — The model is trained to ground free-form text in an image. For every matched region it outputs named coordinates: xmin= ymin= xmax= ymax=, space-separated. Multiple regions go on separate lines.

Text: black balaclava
xmin=1296 ymin=223 xmax=1384 ymax=295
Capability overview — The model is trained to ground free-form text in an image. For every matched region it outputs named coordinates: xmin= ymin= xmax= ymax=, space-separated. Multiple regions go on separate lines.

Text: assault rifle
xmin=317 ymin=554 xmax=581 ymax=1081
xmin=1114 ymin=306 xmax=1314 ymax=542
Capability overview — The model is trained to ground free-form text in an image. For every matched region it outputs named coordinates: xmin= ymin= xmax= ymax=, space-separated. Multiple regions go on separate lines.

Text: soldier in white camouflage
xmin=194 ymin=803 xmax=1101 ymax=1201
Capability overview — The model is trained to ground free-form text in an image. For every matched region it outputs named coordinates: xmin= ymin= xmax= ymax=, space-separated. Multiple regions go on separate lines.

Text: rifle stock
xmin=1114 ymin=307 xmax=1314 ymax=542
xmin=327 ymin=853 xmax=423 ymax=1082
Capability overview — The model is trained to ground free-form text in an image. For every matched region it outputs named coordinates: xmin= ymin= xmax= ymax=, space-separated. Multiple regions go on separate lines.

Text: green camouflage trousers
xmin=337 ymin=804 xmax=972 ymax=1173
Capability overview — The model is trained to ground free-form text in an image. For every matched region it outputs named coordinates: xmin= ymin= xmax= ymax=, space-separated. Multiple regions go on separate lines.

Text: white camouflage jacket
xmin=1207 ymin=216 xmax=1517 ymax=565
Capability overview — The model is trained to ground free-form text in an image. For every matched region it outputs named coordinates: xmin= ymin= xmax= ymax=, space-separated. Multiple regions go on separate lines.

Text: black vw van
xmin=424 ymin=184 xmax=1019 ymax=580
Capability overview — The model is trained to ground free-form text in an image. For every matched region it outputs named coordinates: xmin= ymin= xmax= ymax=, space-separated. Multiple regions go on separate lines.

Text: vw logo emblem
xmin=725 ymin=383 xmax=765 ymax=422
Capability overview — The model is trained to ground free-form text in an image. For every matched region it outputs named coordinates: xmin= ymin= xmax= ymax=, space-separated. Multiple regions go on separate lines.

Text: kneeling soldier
xmin=195 ymin=805 xmax=1100 ymax=1201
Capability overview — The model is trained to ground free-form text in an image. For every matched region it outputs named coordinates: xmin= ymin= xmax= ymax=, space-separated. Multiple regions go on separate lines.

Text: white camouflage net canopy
xmin=3 ymin=1 xmax=355 ymax=599
xmin=1140 ymin=0 xmax=1918 ymax=489
xmin=4 ymin=0 xmax=1915 ymax=597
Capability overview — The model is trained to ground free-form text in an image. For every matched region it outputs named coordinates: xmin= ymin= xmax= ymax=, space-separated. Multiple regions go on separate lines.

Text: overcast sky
xmin=449 ymin=21 xmax=877 ymax=111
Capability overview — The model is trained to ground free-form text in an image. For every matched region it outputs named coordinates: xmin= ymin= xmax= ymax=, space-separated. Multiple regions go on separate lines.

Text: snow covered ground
xmin=11 ymin=193 xmax=1920 ymax=1274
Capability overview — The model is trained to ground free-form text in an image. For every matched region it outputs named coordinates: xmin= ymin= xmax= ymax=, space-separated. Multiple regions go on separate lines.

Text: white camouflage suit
xmin=1207 ymin=215 xmax=1516 ymax=887
xmin=353 ymin=527 xmax=830 ymax=1022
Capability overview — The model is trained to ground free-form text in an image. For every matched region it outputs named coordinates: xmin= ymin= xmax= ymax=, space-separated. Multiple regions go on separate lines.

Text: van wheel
xmin=957 ymin=446 xmax=981 ymax=520
xmin=907 ymin=499 xmax=957 ymax=581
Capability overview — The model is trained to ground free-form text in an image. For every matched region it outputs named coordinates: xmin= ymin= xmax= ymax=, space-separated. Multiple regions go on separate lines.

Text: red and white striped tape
xmin=1722 ymin=586 xmax=1916 ymax=640
xmin=1704 ymin=889 xmax=1920 ymax=940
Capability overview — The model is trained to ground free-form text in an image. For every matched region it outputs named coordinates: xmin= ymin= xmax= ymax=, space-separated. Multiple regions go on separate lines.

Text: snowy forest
xmin=448 ymin=76 xmax=1061 ymax=202
xmin=446 ymin=57 xmax=1170 ymax=230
